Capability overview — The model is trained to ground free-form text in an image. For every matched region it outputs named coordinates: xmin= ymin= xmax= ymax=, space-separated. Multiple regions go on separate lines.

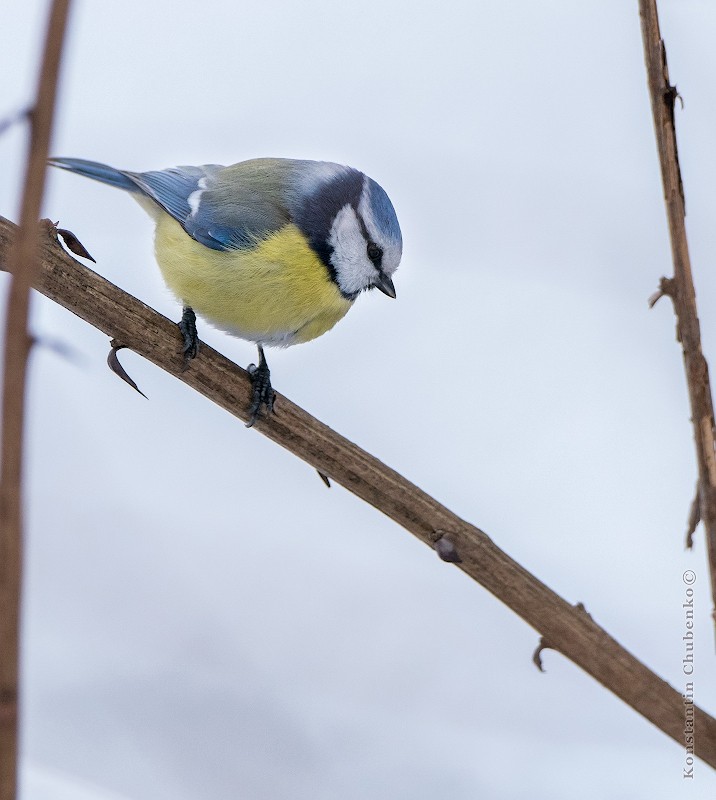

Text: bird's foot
xmin=178 ymin=306 xmax=199 ymax=365
xmin=246 ymin=346 xmax=276 ymax=427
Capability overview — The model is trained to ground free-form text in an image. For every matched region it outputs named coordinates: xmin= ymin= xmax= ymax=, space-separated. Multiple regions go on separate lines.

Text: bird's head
xmin=294 ymin=164 xmax=402 ymax=301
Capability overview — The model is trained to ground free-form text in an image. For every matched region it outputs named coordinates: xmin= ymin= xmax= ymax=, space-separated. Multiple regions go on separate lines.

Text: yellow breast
xmin=152 ymin=214 xmax=353 ymax=346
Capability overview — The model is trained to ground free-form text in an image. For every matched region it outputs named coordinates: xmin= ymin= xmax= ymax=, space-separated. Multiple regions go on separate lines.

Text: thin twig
xmin=639 ymin=0 xmax=716 ymax=633
xmin=0 ymin=107 xmax=31 ymax=139
xmin=0 ymin=3 xmax=72 ymax=798
xmin=0 ymin=216 xmax=714 ymax=766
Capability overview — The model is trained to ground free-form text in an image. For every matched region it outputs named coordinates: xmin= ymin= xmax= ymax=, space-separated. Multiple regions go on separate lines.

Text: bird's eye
xmin=367 ymin=243 xmax=383 ymax=263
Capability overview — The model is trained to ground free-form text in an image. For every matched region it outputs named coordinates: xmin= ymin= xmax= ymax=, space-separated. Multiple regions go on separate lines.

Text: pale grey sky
xmin=2 ymin=1 xmax=716 ymax=798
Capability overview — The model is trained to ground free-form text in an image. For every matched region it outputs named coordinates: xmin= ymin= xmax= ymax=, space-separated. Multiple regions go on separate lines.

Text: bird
xmin=48 ymin=156 xmax=403 ymax=425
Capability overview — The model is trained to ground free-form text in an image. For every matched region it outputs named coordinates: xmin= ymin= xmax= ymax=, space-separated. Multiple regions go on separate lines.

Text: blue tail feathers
xmin=48 ymin=157 xmax=139 ymax=193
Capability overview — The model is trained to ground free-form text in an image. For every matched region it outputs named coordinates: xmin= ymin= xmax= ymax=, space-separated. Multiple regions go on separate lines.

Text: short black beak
xmin=373 ymin=272 xmax=396 ymax=299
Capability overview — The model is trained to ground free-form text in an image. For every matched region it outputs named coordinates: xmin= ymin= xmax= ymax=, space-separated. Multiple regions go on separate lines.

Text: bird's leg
xmin=178 ymin=306 xmax=199 ymax=363
xmin=246 ymin=344 xmax=276 ymax=427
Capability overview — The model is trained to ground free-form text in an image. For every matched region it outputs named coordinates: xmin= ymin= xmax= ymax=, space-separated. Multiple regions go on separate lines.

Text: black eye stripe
xmin=356 ymin=211 xmax=383 ymax=266
xmin=355 ymin=211 xmax=370 ymax=241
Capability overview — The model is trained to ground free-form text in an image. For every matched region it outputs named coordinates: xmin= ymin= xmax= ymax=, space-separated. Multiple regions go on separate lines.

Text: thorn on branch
xmin=663 ymin=82 xmax=683 ymax=114
xmin=574 ymin=601 xmax=593 ymax=621
xmin=648 ymin=276 xmax=676 ymax=308
xmin=432 ymin=529 xmax=462 ymax=563
xmin=658 ymin=41 xmax=683 ymax=114
xmin=56 ymin=226 xmax=96 ymax=262
xmin=532 ymin=637 xmax=554 ymax=672
xmin=655 ymin=40 xmax=686 ymax=210
xmin=317 ymin=471 xmax=331 ymax=488
xmin=533 ymin=604 xmax=591 ymax=672
xmin=107 ymin=342 xmax=147 ymax=398
xmin=686 ymin=484 xmax=700 ymax=550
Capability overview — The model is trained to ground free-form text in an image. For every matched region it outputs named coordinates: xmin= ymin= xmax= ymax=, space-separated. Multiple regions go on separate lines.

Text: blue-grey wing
xmin=50 ymin=157 xmax=352 ymax=253
xmin=127 ymin=160 xmax=293 ymax=251
xmin=129 ymin=166 xmax=212 ymax=224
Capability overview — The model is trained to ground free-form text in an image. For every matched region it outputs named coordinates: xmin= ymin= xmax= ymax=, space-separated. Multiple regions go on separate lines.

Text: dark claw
xmin=178 ymin=306 xmax=199 ymax=364
xmin=246 ymin=345 xmax=276 ymax=427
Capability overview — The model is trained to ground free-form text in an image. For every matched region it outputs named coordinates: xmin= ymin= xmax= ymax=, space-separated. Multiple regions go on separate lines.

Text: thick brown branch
xmin=639 ymin=1 xmax=716 ymax=632
xmin=0 ymin=3 xmax=71 ymax=798
xmin=0 ymin=215 xmax=714 ymax=766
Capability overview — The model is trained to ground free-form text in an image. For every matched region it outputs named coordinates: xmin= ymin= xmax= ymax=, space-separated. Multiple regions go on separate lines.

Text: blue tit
xmin=48 ymin=156 xmax=403 ymax=425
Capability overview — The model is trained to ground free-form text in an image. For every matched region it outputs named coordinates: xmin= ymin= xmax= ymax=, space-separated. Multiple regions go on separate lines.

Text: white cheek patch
xmin=328 ymin=205 xmax=376 ymax=296
xmin=187 ymin=177 xmax=208 ymax=218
